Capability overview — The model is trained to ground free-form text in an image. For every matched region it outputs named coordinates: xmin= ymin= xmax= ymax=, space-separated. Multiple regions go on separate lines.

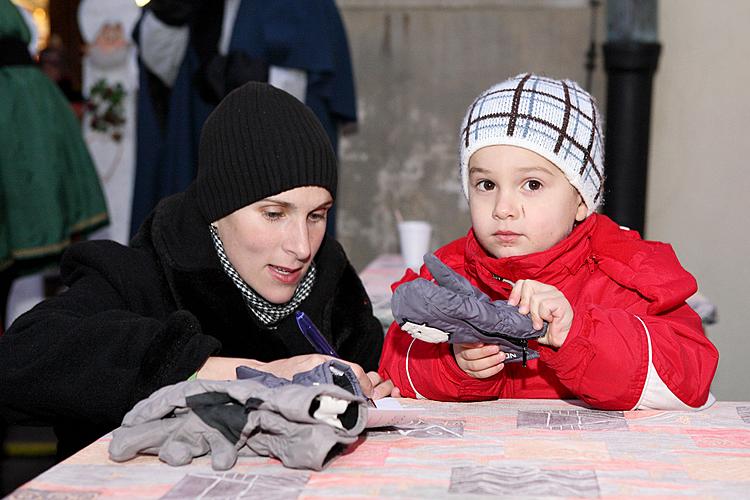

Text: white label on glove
xmin=313 ymin=396 xmax=349 ymax=429
xmin=401 ymin=321 xmax=450 ymax=343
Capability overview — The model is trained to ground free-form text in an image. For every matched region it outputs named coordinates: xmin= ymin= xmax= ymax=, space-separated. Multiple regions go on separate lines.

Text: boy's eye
xmin=476 ymin=179 xmax=495 ymax=191
xmin=524 ymin=180 xmax=543 ymax=191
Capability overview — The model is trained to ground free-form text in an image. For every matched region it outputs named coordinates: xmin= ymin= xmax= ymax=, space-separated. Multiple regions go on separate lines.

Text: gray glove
xmin=109 ymin=403 xmax=243 ymax=470
xmin=236 ymin=359 xmax=364 ymax=398
xmin=109 ymin=378 xmax=367 ymax=470
xmin=391 ymin=253 xmax=546 ymax=366
xmin=243 ymin=409 xmax=361 ymax=470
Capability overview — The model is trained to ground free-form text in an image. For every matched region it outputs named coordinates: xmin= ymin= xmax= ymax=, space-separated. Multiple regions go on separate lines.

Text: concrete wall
xmin=336 ymin=0 xmax=749 ymax=400
xmin=648 ymin=0 xmax=750 ymax=400
xmin=336 ymin=0 xmax=602 ymax=268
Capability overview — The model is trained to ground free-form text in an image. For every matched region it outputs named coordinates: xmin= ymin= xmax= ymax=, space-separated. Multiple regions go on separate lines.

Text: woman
xmin=0 ymin=82 xmax=393 ymax=458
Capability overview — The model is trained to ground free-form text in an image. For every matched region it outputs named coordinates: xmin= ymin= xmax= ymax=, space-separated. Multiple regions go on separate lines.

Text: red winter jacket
xmin=378 ymin=214 xmax=718 ymax=410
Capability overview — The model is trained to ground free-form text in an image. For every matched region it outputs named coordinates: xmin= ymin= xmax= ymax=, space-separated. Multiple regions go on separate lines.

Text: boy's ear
xmin=575 ymin=196 xmax=588 ymax=222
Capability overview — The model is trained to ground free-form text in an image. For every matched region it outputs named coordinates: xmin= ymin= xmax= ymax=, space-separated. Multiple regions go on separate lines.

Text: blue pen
xmin=295 ymin=310 xmax=338 ymax=357
xmin=295 ymin=310 xmax=377 ymax=407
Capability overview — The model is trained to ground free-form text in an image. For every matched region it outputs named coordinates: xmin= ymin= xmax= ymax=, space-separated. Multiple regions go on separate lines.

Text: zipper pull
xmin=586 ymin=254 xmax=598 ymax=273
xmin=521 ymin=339 xmax=528 ymax=367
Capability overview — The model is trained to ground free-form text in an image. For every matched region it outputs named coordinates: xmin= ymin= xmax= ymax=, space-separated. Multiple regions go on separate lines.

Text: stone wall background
xmin=335 ymin=0 xmax=603 ymax=268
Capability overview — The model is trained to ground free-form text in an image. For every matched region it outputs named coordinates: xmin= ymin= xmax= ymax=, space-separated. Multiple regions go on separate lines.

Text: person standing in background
xmin=78 ymin=0 xmax=141 ymax=246
xmin=131 ymin=0 xmax=357 ymax=238
xmin=0 ymin=0 xmax=108 ymax=329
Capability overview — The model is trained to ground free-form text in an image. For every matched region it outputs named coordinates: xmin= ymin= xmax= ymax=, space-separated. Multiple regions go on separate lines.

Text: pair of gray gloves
xmin=109 ymin=360 xmax=367 ymax=471
xmin=391 ymin=253 xmax=547 ymax=366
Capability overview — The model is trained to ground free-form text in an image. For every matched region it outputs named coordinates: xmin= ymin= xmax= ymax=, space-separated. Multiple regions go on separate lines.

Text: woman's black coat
xmin=0 ymin=190 xmax=383 ymax=456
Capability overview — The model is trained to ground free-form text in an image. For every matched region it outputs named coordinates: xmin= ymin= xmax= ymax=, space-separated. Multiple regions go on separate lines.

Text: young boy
xmin=378 ymin=73 xmax=718 ymax=410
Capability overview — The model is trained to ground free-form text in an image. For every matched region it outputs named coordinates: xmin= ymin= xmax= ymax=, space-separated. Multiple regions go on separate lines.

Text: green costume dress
xmin=0 ymin=0 xmax=108 ymax=274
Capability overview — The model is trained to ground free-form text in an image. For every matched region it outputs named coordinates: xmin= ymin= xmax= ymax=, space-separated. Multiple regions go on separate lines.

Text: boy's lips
xmin=493 ymin=230 xmax=521 ymax=243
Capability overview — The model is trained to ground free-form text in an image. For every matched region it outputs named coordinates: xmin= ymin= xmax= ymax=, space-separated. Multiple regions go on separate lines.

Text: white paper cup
xmin=398 ymin=220 xmax=432 ymax=270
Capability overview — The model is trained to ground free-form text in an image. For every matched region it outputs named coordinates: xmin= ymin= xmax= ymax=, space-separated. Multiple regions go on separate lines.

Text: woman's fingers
xmin=338 ymin=360 xmax=373 ymax=396
xmin=368 ymin=372 xmax=397 ymax=400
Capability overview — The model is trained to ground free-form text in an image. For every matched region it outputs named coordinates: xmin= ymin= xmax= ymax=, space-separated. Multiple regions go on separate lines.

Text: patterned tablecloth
xmin=9 ymin=398 xmax=750 ymax=499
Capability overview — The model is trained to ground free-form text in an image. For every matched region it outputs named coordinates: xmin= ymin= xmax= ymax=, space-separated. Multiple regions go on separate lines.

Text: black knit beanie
xmin=194 ymin=82 xmax=337 ymax=222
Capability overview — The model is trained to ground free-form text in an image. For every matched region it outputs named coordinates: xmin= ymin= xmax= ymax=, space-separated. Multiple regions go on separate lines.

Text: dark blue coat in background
xmin=131 ymin=0 xmax=357 ymax=237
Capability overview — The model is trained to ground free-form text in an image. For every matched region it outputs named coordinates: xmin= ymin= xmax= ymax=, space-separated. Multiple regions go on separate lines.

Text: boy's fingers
xmin=467 ymin=361 xmax=505 ymax=379
xmin=456 ymin=342 xmax=485 ymax=349
xmin=462 ymin=352 xmax=505 ymax=372
xmin=517 ymin=281 xmax=537 ymax=314
xmin=531 ymin=299 xmax=548 ymax=330
xmin=508 ymin=280 xmax=524 ymax=306
xmin=461 ymin=344 xmax=500 ymax=361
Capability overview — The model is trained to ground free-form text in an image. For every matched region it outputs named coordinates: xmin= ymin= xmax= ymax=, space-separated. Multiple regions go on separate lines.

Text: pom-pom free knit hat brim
xmin=194 ymin=82 xmax=338 ymax=223
xmin=459 ymin=73 xmax=605 ymax=215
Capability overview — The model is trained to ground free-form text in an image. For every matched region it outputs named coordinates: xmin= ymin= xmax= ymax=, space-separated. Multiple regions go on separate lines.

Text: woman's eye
xmin=309 ymin=211 xmax=328 ymax=223
xmin=263 ymin=211 xmax=284 ymax=221
xmin=524 ymin=180 xmax=542 ymax=191
xmin=476 ymin=179 xmax=495 ymax=191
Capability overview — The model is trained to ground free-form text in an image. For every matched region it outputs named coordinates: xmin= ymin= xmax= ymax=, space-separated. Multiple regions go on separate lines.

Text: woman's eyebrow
xmin=261 ymin=198 xmax=334 ymax=210
xmin=262 ymin=197 xmax=292 ymax=208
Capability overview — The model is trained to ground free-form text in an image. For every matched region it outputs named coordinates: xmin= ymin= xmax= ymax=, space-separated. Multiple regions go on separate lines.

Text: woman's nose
xmin=283 ymin=220 xmax=312 ymax=261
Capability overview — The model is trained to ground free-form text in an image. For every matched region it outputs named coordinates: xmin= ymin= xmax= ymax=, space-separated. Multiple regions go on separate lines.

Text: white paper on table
xmin=366 ymin=398 xmax=424 ymax=428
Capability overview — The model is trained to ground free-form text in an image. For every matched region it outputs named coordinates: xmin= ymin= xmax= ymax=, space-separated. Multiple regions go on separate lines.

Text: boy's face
xmin=468 ymin=145 xmax=587 ymax=259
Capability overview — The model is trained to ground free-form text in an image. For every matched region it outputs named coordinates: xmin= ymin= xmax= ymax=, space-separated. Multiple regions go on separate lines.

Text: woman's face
xmin=213 ymin=186 xmax=333 ymax=304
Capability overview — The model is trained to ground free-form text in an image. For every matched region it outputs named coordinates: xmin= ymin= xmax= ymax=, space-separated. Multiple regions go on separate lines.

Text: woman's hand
xmin=452 ymin=343 xmax=506 ymax=378
xmin=367 ymin=371 xmax=401 ymax=399
xmin=196 ymin=356 xmax=258 ymax=381
xmin=507 ymin=279 xmax=574 ymax=348
xmin=196 ymin=355 xmax=376 ymax=397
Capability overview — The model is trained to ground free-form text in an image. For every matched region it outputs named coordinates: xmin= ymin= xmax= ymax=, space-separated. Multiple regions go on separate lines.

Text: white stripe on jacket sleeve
xmin=632 ymin=315 xmax=715 ymax=411
xmin=406 ymin=338 xmax=427 ymax=400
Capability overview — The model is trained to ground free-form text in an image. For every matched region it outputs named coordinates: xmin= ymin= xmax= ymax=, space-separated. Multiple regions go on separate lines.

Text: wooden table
xmin=9 ymin=398 xmax=750 ymax=498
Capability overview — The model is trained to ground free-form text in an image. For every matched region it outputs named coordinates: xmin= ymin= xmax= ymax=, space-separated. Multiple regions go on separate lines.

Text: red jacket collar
xmin=462 ymin=215 xmax=597 ymax=295
xmin=448 ymin=214 xmax=696 ymax=312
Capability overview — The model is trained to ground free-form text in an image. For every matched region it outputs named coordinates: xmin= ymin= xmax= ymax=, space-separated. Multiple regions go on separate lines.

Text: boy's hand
xmin=508 ymin=279 xmax=573 ymax=348
xmin=453 ymin=343 xmax=507 ymax=378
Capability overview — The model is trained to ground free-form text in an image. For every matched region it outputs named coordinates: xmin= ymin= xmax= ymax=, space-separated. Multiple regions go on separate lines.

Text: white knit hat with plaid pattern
xmin=459 ymin=73 xmax=605 ymax=215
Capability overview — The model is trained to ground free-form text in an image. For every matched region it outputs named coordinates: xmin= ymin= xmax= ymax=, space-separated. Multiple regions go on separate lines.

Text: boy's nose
xmin=492 ymin=194 xmax=520 ymax=220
